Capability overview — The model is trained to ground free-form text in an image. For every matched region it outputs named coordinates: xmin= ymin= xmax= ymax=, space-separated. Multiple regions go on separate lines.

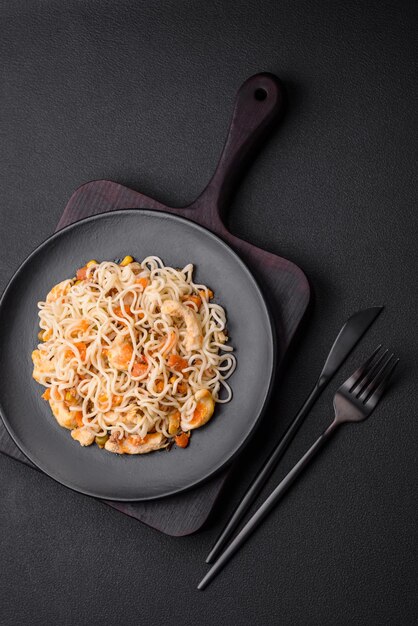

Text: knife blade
xmin=205 ymin=306 xmax=383 ymax=564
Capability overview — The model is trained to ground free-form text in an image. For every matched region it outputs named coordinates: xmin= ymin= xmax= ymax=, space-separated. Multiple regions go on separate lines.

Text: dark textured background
xmin=0 ymin=1 xmax=417 ymax=624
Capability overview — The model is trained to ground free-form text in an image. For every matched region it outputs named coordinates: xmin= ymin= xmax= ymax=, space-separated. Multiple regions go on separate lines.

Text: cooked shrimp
xmin=46 ymin=280 xmax=72 ymax=303
xmin=105 ymin=432 xmax=166 ymax=454
xmin=181 ymin=389 xmax=215 ymax=430
xmin=49 ymin=399 xmax=79 ymax=429
xmin=107 ymin=336 xmax=133 ymax=371
xmin=161 ymin=299 xmax=203 ymax=351
xmin=71 ymin=427 xmax=95 ymax=446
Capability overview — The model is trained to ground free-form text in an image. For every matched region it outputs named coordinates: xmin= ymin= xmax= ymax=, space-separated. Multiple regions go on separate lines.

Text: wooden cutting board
xmin=0 ymin=73 xmax=310 ymax=535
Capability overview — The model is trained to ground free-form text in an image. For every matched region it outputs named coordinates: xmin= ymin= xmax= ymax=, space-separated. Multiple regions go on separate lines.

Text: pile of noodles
xmin=33 ymin=256 xmax=235 ymax=448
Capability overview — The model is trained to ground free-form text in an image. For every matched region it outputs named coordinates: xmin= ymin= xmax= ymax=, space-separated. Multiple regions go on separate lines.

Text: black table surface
xmin=0 ymin=1 xmax=416 ymax=624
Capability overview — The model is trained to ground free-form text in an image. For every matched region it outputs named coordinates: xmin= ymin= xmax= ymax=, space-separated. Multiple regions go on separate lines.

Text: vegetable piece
xmin=155 ymin=379 xmax=165 ymax=393
xmin=65 ymin=389 xmax=77 ymax=405
xmin=70 ymin=319 xmax=90 ymax=337
xmin=135 ymin=277 xmax=149 ymax=289
xmin=65 ymin=342 xmax=87 ymax=361
xmin=76 ymin=267 xmax=88 ymax=280
xmin=120 ymin=255 xmax=134 ymax=266
xmin=86 ymin=259 xmax=97 ymax=267
xmin=175 ymin=432 xmax=190 ymax=448
xmin=168 ymin=410 xmax=181 ymax=435
xmin=114 ymin=305 xmax=132 ymax=318
xmin=74 ymin=411 xmax=83 ymax=427
xmin=41 ymin=388 xmax=51 ymax=401
xmin=183 ymin=294 xmax=202 ymax=309
xmin=199 ymin=288 xmax=214 ymax=300
xmin=75 ymin=342 xmax=87 ymax=361
xmin=95 ymin=433 xmax=109 ymax=448
xmin=167 ymin=354 xmax=188 ymax=372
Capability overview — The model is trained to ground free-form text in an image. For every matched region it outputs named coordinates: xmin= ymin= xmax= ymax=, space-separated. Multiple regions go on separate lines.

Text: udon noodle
xmin=32 ymin=256 xmax=236 ymax=454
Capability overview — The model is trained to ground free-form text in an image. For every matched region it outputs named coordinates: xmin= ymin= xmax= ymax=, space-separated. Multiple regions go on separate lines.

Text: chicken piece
xmin=105 ymin=432 xmax=166 ymax=454
xmin=161 ymin=299 xmax=203 ymax=351
xmin=181 ymin=389 xmax=215 ymax=431
xmin=217 ymin=331 xmax=228 ymax=344
xmin=107 ymin=336 xmax=133 ymax=371
xmin=71 ymin=427 xmax=95 ymax=446
xmin=49 ymin=399 xmax=79 ymax=429
xmin=46 ymin=280 xmax=72 ymax=303
xmin=32 ymin=349 xmax=54 ymax=383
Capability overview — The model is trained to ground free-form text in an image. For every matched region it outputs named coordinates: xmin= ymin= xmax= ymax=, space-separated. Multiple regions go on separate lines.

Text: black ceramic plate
xmin=0 ymin=210 xmax=275 ymax=500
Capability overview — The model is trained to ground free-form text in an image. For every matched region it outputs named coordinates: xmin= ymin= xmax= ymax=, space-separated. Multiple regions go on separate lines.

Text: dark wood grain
xmin=0 ymin=73 xmax=310 ymax=535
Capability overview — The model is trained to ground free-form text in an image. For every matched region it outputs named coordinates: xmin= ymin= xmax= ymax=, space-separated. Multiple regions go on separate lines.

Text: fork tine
xmin=353 ymin=349 xmax=389 ymax=396
xmin=365 ymin=357 xmax=399 ymax=408
xmin=342 ymin=345 xmax=382 ymax=392
xmin=358 ymin=353 xmax=394 ymax=401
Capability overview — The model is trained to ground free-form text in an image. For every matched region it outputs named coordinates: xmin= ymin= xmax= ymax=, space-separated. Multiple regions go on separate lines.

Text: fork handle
xmin=206 ymin=383 xmax=324 ymax=563
xmin=198 ymin=419 xmax=339 ymax=590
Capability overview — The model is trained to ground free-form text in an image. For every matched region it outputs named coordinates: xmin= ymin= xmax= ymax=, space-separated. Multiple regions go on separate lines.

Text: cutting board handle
xmin=187 ymin=73 xmax=285 ymax=224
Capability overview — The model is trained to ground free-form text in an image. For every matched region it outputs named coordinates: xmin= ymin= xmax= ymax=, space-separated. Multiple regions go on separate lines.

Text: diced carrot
xmin=70 ymin=319 xmax=90 ymax=337
xmin=183 ymin=294 xmax=202 ymax=309
xmin=175 ymin=432 xmax=190 ymax=448
xmin=74 ymin=342 xmax=87 ymax=361
xmin=74 ymin=411 xmax=83 ymax=427
xmin=167 ymin=354 xmax=188 ymax=371
xmin=135 ymin=277 xmax=149 ymax=289
xmin=114 ymin=306 xmax=132 ymax=318
xmin=41 ymin=388 xmax=51 ymax=401
xmin=155 ymin=379 xmax=164 ymax=393
xmin=177 ymin=381 xmax=188 ymax=394
xmin=199 ymin=288 xmax=214 ymax=300
xmin=76 ymin=267 xmax=87 ymax=280
xmin=112 ymin=395 xmax=123 ymax=407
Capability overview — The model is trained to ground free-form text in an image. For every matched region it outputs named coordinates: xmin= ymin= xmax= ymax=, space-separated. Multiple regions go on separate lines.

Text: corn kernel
xmin=86 ymin=259 xmax=98 ymax=267
xmin=74 ymin=279 xmax=82 ymax=285
xmin=65 ymin=391 xmax=76 ymax=403
xmin=120 ymin=255 xmax=134 ymax=266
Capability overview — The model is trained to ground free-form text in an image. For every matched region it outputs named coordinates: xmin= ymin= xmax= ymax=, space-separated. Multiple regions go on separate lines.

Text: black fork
xmin=198 ymin=347 xmax=399 ymax=590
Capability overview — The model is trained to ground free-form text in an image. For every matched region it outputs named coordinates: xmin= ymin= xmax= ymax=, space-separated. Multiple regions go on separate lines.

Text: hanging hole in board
xmin=254 ymin=88 xmax=268 ymax=101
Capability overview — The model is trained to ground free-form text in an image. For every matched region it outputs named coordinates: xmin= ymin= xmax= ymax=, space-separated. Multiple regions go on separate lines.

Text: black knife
xmin=206 ymin=306 xmax=383 ymax=564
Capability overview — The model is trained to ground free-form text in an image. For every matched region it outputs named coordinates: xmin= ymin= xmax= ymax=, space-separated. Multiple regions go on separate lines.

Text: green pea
xmin=95 ymin=434 xmax=109 ymax=448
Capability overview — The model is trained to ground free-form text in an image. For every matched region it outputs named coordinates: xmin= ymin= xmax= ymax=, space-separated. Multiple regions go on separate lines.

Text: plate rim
xmin=0 ymin=208 xmax=277 ymax=501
